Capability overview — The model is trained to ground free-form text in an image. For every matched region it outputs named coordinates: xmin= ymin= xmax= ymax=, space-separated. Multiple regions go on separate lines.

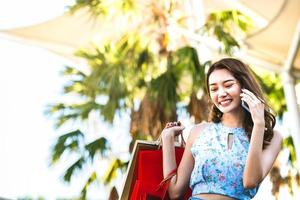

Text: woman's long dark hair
xmin=205 ymin=58 xmax=275 ymax=149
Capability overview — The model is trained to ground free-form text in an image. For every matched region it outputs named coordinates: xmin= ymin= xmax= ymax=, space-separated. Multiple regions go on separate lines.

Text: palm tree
xmin=46 ymin=0 xmax=273 ymax=199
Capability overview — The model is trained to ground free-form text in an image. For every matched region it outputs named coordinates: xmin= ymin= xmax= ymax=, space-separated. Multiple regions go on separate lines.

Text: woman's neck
xmin=221 ymin=109 xmax=245 ymax=128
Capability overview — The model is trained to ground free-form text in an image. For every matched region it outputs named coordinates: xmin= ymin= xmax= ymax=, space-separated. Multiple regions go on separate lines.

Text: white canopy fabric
xmin=242 ymin=0 xmax=300 ymax=75
xmin=201 ymin=0 xmax=300 ymax=76
xmin=0 ymin=8 xmax=133 ymax=63
xmin=1 ymin=0 xmax=299 ymax=75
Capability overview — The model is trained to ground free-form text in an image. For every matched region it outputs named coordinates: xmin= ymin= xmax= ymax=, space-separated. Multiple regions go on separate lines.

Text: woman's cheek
xmin=211 ymin=94 xmax=219 ymax=106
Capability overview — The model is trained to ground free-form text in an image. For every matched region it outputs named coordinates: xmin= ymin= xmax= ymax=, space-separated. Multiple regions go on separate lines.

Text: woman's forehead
xmin=208 ymin=69 xmax=237 ymax=84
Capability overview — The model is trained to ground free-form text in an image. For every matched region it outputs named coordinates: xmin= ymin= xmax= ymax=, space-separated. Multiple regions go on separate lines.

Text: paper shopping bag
xmin=119 ymin=140 xmax=192 ymax=200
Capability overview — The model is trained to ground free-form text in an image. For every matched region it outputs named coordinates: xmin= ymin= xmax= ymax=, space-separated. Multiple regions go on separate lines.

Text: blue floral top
xmin=190 ymin=122 xmax=259 ymax=200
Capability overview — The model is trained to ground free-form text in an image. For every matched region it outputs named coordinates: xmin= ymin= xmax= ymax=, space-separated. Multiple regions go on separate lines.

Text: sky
xmin=0 ymin=0 xmax=299 ymax=200
xmin=0 ymin=0 xmax=111 ymax=199
xmin=0 ymin=32 xmax=79 ymax=199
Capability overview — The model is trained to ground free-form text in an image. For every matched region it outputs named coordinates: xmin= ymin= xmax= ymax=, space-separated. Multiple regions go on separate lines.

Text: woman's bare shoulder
xmin=273 ymin=129 xmax=283 ymax=140
xmin=263 ymin=129 xmax=283 ymax=153
xmin=186 ymin=122 xmax=211 ymax=146
xmin=271 ymin=129 xmax=283 ymax=147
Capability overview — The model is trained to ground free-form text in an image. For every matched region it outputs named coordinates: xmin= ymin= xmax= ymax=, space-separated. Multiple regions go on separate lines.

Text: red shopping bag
xmin=137 ymin=148 xmax=184 ymax=184
xmin=119 ymin=139 xmax=192 ymax=200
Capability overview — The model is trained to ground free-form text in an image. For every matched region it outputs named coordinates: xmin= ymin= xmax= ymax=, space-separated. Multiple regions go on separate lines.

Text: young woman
xmin=161 ymin=58 xmax=282 ymax=200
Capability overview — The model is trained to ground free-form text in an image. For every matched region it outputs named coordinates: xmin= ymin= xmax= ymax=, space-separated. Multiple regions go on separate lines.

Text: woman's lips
xmin=219 ymin=99 xmax=232 ymax=106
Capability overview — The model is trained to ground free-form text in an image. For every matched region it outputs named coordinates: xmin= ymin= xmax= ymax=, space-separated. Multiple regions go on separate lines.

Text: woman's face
xmin=208 ymin=68 xmax=242 ymax=114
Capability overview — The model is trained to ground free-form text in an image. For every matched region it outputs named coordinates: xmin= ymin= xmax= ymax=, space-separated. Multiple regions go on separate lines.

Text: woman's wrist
xmin=162 ymin=130 xmax=175 ymax=143
xmin=253 ymin=121 xmax=265 ymax=129
xmin=252 ymin=116 xmax=265 ymax=126
xmin=252 ymin=123 xmax=266 ymax=137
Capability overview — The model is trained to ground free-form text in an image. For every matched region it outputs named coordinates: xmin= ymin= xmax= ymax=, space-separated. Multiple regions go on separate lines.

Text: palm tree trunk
xmin=187 ymin=92 xmax=210 ymax=123
xmin=130 ymin=93 xmax=177 ymax=141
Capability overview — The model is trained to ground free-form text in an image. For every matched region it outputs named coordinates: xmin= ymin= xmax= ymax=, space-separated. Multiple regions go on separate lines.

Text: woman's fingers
xmin=241 ymin=95 xmax=264 ymax=110
xmin=240 ymin=89 xmax=265 ymax=124
xmin=241 ymin=89 xmax=264 ymax=104
xmin=165 ymin=121 xmax=182 ymax=129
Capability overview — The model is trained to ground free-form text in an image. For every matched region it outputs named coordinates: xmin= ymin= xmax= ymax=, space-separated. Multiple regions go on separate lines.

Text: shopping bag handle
xmin=155 ymin=168 xmax=177 ymax=197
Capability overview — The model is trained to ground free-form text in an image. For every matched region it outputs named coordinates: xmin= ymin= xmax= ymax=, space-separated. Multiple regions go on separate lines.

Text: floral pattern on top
xmin=190 ymin=123 xmax=259 ymax=200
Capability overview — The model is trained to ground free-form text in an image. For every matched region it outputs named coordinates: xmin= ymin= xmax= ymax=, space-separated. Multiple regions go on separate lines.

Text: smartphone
xmin=241 ymin=100 xmax=250 ymax=113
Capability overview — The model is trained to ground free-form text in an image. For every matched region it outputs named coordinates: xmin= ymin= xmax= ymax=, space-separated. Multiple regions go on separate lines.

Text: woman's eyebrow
xmin=209 ymin=79 xmax=236 ymax=86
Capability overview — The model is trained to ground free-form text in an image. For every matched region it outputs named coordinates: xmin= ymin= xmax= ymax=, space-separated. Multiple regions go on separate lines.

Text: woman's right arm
xmin=161 ymin=123 xmax=206 ymax=199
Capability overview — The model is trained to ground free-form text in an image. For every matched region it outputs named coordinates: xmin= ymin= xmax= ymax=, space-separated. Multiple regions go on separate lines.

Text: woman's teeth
xmin=220 ymin=99 xmax=232 ymax=105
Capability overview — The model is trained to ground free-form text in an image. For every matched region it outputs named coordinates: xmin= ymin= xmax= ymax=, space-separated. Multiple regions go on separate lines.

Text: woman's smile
xmin=219 ymin=99 xmax=233 ymax=106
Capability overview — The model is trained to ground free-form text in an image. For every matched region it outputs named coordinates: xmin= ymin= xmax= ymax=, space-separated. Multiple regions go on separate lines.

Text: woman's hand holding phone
xmin=240 ymin=88 xmax=265 ymax=125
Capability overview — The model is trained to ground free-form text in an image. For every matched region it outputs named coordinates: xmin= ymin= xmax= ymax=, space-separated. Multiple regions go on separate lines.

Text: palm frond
xmin=69 ymin=0 xmax=137 ymax=17
xmin=47 ymin=101 xmax=101 ymax=128
xmin=74 ymin=37 xmax=152 ymax=123
xmin=63 ymin=80 xmax=86 ymax=95
xmin=283 ymin=136 xmax=297 ymax=167
xmin=102 ymin=158 xmax=127 ymax=185
xmin=63 ymin=157 xmax=86 ymax=182
xmin=55 ymin=113 xmax=81 ymax=128
xmin=150 ymin=72 xmax=177 ymax=111
xmin=85 ymin=137 xmax=108 ymax=160
xmin=51 ymin=130 xmax=84 ymax=164
xmin=204 ymin=10 xmax=253 ymax=54
xmin=62 ymin=66 xmax=87 ymax=77
xmin=69 ymin=0 xmax=109 ymax=16
xmin=255 ymin=73 xmax=286 ymax=117
xmin=80 ymin=171 xmax=98 ymax=200
xmin=149 ymin=54 xmax=178 ymax=113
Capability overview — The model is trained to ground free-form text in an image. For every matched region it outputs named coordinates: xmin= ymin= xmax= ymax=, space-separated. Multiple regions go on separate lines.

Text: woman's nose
xmin=218 ymin=88 xmax=227 ymax=97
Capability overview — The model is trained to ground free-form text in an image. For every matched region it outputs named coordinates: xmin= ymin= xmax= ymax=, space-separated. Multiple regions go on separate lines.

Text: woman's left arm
xmin=243 ymin=127 xmax=282 ymax=189
xmin=241 ymin=89 xmax=283 ymax=188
